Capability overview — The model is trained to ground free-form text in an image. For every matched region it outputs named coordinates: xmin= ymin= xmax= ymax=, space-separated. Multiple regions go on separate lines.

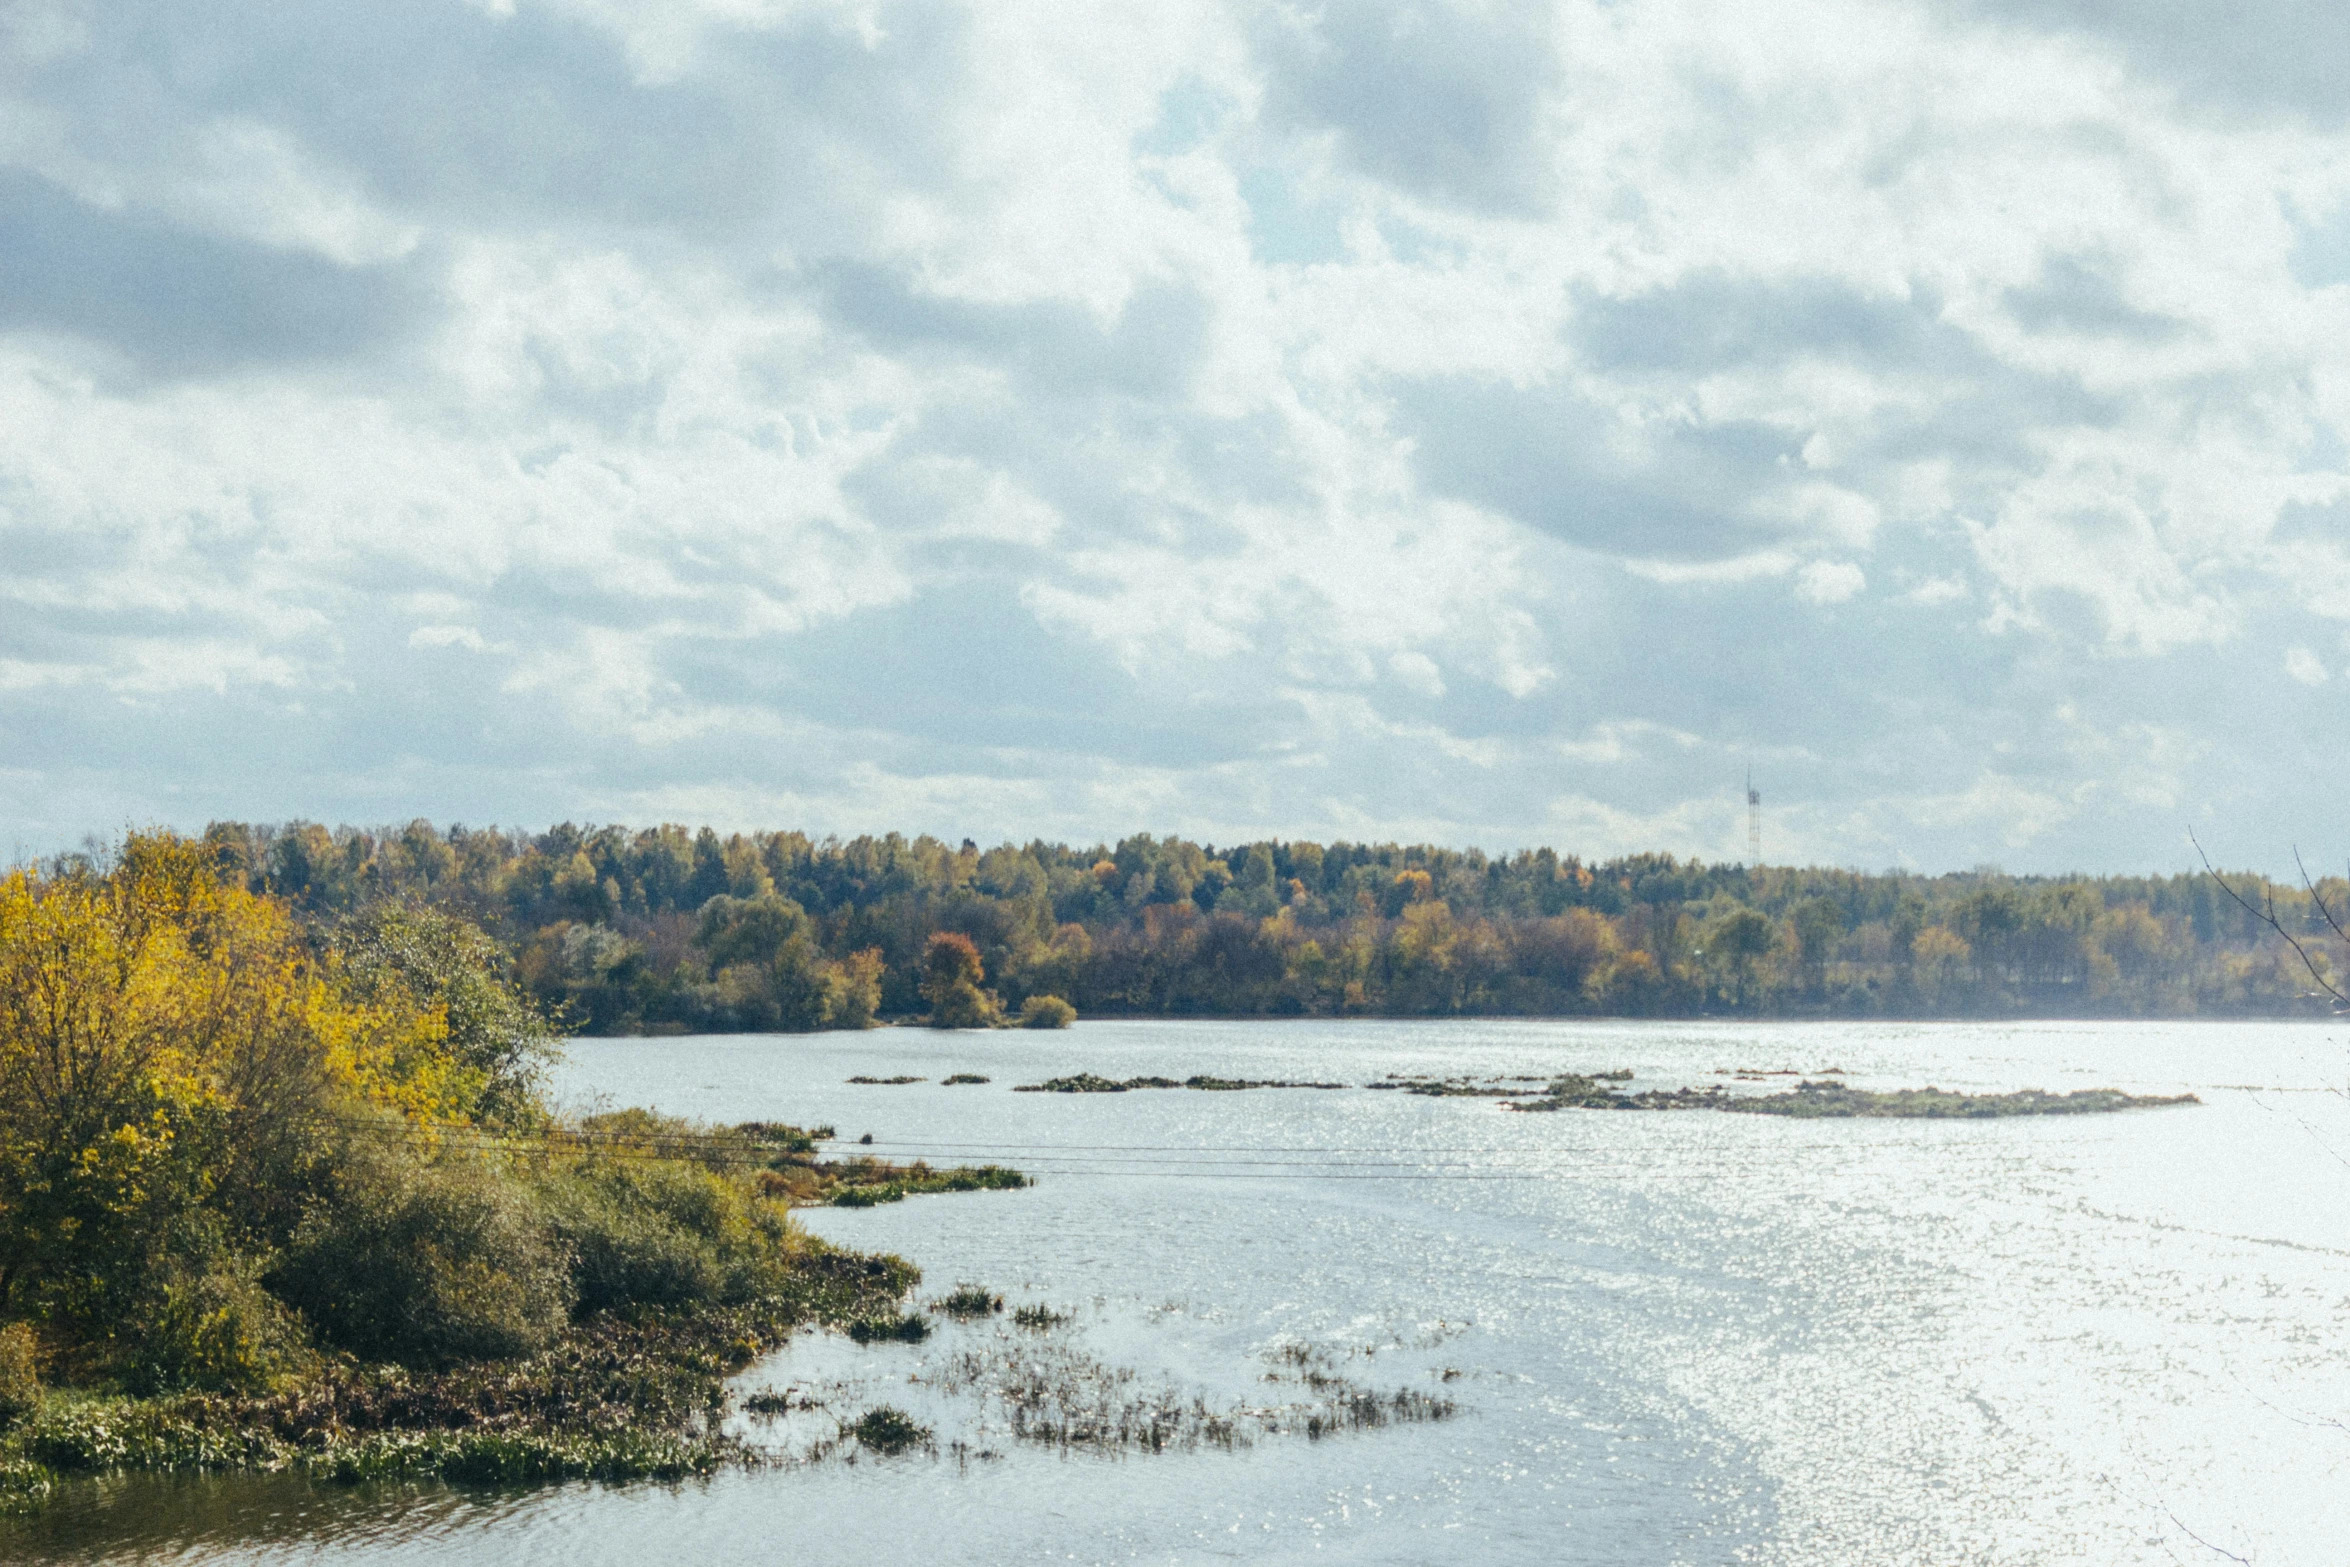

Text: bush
xmin=120 ymin=1261 xmax=310 ymax=1395
xmin=543 ymin=1157 xmax=795 ymax=1317
xmin=1018 ymin=994 xmax=1077 ymax=1029
xmin=0 ymin=1321 xmax=40 ymax=1425
xmin=274 ymin=1142 xmax=573 ymax=1368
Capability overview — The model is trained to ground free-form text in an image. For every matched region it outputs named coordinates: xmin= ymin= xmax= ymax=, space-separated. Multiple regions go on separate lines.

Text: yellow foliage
xmin=0 ymin=833 xmax=476 ymax=1153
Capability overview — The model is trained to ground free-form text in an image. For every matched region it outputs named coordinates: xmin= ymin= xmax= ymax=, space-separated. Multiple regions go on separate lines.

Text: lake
xmin=10 ymin=1017 xmax=2350 ymax=1564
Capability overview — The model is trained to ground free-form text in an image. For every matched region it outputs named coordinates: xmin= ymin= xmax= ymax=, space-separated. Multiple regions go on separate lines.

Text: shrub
xmin=1018 ymin=994 xmax=1077 ymax=1029
xmin=120 ymin=1261 xmax=310 ymax=1395
xmin=274 ymin=1141 xmax=572 ymax=1368
xmin=543 ymin=1157 xmax=796 ymax=1317
xmin=0 ymin=1321 xmax=40 ymax=1425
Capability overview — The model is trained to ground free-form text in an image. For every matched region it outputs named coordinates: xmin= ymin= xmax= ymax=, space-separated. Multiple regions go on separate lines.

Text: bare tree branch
xmin=2167 ymin=1511 xmax=2254 ymax=1564
xmin=2190 ymin=831 xmax=2348 ymax=1008
xmin=2292 ymin=848 xmax=2350 ymax=949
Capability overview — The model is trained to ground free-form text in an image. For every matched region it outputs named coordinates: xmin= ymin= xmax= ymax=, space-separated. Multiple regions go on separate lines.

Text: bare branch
xmin=2189 ymin=831 xmax=2348 ymax=1008
xmin=2166 ymin=1512 xmax=2253 ymax=1564
xmin=2292 ymin=847 xmax=2350 ymax=948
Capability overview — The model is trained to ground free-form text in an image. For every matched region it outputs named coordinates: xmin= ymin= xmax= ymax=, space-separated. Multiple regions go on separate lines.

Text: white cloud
xmin=0 ymin=0 xmax=2346 ymax=871
xmin=1794 ymin=560 xmax=1867 ymax=606
xmin=2286 ymin=646 xmax=2329 ymax=685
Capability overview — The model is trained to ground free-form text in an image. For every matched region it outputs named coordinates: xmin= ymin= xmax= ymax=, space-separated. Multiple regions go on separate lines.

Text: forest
xmin=175 ymin=820 xmax=2343 ymax=1032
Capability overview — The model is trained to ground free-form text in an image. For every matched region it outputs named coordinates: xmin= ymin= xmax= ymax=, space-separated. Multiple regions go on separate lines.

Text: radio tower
xmin=1746 ymin=770 xmax=1762 ymax=865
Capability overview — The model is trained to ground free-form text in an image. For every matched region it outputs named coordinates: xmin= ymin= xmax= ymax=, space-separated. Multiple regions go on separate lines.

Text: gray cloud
xmin=1945 ymin=0 xmax=2350 ymax=124
xmin=1253 ymin=0 xmax=1560 ymax=215
xmin=0 ymin=168 xmax=430 ymax=375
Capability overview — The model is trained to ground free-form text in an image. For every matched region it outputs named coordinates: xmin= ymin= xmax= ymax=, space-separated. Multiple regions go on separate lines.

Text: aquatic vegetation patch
xmin=1013 ymin=1073 xmax=1345 ymax=1093
xmin=846 ymin=1075 xmax=925 ymax=1085
xmin=939 ymin=1287 xmax=1004 ymax=1318
xmin=847 ymin=1312 xmax=931 ymax=1345
xmin=925 ymin=1336 xmax=1457 ymax=1455
xmin=827 ymin=1162 xmax=1030 ymax=1207
xmin=1370 ymin=1068 xmax=1633 ymax=1097
xmin=0 ymin=1455 xmax=55 ymax=1514
xmin=1011 ymin=1304 xmax=1071 ymax=1331
xmin=848 ymin=1405 xmax=931 ymax=1453
xmin=1499 ymin=1076 xmax=2199 ymax=1116
xmin=941 ymin=1073 xmax=991 ymax=1085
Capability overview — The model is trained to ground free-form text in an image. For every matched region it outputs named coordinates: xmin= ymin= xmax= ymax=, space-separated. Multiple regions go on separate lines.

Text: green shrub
xmin=274 ymin=1143 xmax=572 ymax=1368
xmin=1018 ymin=994 xmax=1077 ymax=1029
xmin=0 ymin=1321 xmax=40 ymax=1425
xmin=543 ymin=1157 xmax=793 ymax=1317
xmin=120 ymin=1261 xmax=310 ymax=1395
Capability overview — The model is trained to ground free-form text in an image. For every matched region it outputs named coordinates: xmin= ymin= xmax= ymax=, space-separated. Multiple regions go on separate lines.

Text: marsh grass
xmin=1010 ymin=1305 xmax=1070 ymax=1331
xmin=939 ymin=1287 xmax=1003 ymax=1319
xmin=847 ymin=1406 xmax=930 ymax=1454
xmin=941 ymin=1074 xmax=991 ymax=1085
xmin=846 ymin=1313 xmax=930 ymax=1345
xmin=923 ymin=1335 xmax=1457 ymax=1456
xmin=845 ymin=1076 xmax=924 ymax=1086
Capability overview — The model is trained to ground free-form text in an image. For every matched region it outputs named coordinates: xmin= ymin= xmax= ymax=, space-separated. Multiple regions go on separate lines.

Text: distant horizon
xmin=11 ymin=814 xmax=2316 ymax=889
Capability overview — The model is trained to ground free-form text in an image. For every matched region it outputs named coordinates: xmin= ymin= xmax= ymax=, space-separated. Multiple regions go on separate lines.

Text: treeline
xmin=180 ymin=820 xmax=2341 ymax=1031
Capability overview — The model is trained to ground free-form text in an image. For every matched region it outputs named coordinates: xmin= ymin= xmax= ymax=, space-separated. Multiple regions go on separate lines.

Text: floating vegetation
xmin=848 ymin=1406 xmax=931 ymax=1454
xmin=939 ymin=1287 xmax=1004 ymax=1318
xmin=827 ymin=1161 xmax=1031 ymax=1207
xmin=1013 ymin=1073 xmax=1345 ymax=1094
xmin=847 ymin=1312 xmax=931 ymax=1345
xmin=1011 ymin=1304 xmax=1071 ymax=1331
xmin=740 ymin=1389 xmax=814 ymax=1417
xmin=847 ymin=1075 xmax=925 ymax=1085
xmin=0 ymin=1456 xmax=55 ymax=1515
xmin=1500 ymin=1077 xmax=2199 ymax=1116
xmin=1369 ymin=1068 xmax=1633 ymax=1096
xmin=941 ymin=1073 xmax=991 ymax=1085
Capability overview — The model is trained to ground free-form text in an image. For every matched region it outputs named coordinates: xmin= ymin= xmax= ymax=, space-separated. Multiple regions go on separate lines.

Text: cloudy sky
xmin=4 ymin=0 xmax=2347 ymax=872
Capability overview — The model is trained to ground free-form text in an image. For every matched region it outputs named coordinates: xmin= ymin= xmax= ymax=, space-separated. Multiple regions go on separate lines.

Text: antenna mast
xmin=1746 ymin=770 xmax=1761 ymax=864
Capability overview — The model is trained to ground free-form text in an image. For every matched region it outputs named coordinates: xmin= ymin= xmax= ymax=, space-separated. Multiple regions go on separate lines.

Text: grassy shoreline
xmin=0 ymin=1119 xmax=1028 ymax=1517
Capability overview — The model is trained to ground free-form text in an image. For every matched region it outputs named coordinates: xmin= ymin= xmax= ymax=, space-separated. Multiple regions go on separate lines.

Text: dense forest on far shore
xmin=169 ymin=821 xmax=2340 ymax=1033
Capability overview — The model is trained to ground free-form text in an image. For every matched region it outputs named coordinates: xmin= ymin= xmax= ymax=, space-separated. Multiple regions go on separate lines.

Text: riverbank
xmin=0 ymin=1119 xmax=1030 ymax=1517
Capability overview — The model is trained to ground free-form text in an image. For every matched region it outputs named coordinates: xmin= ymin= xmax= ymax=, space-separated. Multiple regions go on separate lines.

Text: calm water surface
xmin=12 ymin=1018 xmax=2350 ymax=1565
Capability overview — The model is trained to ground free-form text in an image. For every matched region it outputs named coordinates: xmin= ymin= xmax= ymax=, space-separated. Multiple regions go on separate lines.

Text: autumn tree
xmin=921 ymin=932 xmax=1000 ymax=1029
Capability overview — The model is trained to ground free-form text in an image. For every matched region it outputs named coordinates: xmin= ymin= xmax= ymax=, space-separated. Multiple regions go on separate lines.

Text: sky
xmin=3 ymin=0 xmax=2348 ymax=874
